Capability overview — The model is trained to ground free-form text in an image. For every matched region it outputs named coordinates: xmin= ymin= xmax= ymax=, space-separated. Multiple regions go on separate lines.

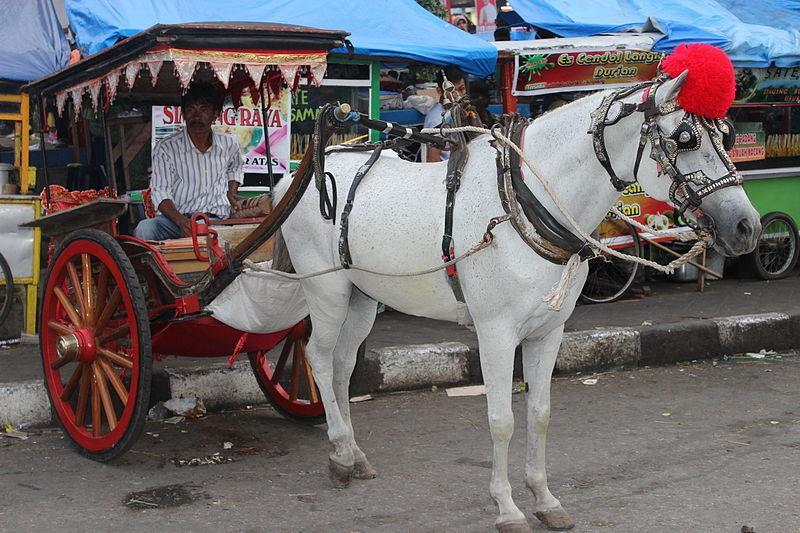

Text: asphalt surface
xmin=3 ymin=271 xmax=799 ymax=383
xmin=1 ymin=351 xmax=798 ymax=532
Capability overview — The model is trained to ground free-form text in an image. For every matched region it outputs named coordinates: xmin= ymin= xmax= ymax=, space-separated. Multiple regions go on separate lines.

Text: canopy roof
xmin=0 ymin=0 xmax=70 ymax=83
xmin=65 ymin=0 xmax=498 ymax=77
xmin=23 ymin=23 xmax=348 ymax=117
xmin=510 ymin=0 xmax=800 ymax=67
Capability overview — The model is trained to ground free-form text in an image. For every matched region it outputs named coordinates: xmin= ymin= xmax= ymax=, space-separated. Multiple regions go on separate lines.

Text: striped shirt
xmin=150 ymin=129 xmax=244 ymax=218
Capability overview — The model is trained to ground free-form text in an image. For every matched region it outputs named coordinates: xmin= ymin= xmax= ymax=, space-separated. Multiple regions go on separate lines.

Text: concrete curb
xmin=2 ymin=312 xmax=798 ymax=428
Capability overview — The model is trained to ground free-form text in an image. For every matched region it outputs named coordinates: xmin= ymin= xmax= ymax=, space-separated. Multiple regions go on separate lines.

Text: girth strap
xmin=339 ymin=145 xmax=383 ymax=268
xmin=441 ymin=108 xmax=470 ymax=305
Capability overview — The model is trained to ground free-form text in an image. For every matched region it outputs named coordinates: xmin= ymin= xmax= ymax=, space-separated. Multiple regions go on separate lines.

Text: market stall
xmin=493 ymin=0 xmax=800 ymax=294
xmin=0 ymin=0 xmax=70 ymax=337
xmin=64 ymin=0 xmax=497 ymax=178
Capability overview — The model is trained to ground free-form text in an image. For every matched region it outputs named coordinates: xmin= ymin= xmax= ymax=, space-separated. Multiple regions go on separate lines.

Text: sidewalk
xmin=2 ymin=270 xmax=799 ymax=426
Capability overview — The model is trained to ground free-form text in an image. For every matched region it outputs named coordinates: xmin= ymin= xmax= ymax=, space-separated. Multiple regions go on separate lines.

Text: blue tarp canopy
xmin=511 ymin=0 xmax=800 ymax=67
xmin=65 ymin=0 xmax=498 ymax=77
xmin=0 ymin=0 xmax=70 ymax=83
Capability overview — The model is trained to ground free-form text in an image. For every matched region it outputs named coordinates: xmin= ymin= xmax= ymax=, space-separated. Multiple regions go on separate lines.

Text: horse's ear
xmin=655 ymin=70 xmax=688 ymax=108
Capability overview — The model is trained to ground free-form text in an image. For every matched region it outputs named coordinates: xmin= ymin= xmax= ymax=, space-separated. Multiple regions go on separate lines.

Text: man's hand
xmin=177 ymin=215 xmax=192 ymax=238
xmin=227 ymin=190 xmax=244 ymax=212
xmin=158 ymin=199 xmax=193 ymax=238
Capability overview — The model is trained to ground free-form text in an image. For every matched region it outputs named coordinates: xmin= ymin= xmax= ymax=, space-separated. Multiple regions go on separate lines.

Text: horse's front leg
xmin=301 ymin=279 xmax=357 ymax=488
xmin=476 ymin=324 xmax=531 ymax=533
xmin=522 ymin=326 xmax=574 ymax=530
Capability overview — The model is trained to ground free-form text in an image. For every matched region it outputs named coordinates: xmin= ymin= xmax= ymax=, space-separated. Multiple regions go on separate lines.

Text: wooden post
xmin=697 ymin=248 xmax=707 ymax=292
xmin=501 ymin=60 xmax=517 ymax=115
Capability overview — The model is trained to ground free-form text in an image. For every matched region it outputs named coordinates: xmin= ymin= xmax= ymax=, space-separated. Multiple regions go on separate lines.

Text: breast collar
xmin=589 ymin=78 xmax=742 ymax=228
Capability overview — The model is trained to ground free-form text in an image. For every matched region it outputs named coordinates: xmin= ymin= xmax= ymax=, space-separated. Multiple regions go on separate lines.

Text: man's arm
xmin=151 ymin=146 xmax=191 ymax=237
xmin=224 ymin=140 xmax=245 ymax=214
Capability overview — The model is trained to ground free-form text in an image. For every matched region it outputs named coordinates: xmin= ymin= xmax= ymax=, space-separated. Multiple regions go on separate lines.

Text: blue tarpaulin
xmin=64 ymin=0 xmax=498 ymax=77
xmin=0 ymin=0 xmax=70 ymax=82
xmin=511 ymin=0 xmax=800 ymax=67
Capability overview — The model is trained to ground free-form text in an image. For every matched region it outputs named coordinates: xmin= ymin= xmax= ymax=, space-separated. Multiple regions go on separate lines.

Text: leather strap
xmin=339 ymin=145 xmax=383 ymax=268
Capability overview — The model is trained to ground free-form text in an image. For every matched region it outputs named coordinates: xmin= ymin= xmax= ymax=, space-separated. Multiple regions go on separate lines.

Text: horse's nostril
xmin=737 ymin=218 xmax=754 ymax=240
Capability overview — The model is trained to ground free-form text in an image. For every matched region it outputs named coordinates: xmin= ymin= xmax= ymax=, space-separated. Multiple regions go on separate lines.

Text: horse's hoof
xmin=495 ymin=519 xmax=533 ymax=533
xmin=534 ymin=509 xmax=575 ymax=531
xmin=328 ymin=458 xmax=354 ymax=489
xmin=352 ymin=460 xmax=378 ymax=479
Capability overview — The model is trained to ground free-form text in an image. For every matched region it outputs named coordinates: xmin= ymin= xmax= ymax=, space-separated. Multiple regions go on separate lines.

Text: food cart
xmin=494 ymin=34 xmax=709 ymax=302
xmin=730 ymin=67 xmax=800 ymax=278
xmin=21 ymin=22 xmax=349 ymax=460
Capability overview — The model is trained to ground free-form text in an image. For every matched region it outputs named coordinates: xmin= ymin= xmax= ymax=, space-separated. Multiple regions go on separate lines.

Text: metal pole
xmin=38 ymin=96 xmax=52 ymax=211
xmin=258 ymin=82 xmax=275 ymax=196
xmin=98 ymin=94 xmax=116 ymax=197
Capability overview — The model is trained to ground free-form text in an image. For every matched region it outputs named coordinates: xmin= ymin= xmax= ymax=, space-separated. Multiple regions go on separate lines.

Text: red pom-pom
xmin=661 ymin=44 xmax=735 ymax=119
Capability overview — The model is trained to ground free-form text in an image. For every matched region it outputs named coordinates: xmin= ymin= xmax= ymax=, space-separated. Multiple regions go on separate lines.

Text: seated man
xmin=424 ymin=65 xmax=467 ymax=162
xmin=134 ymin=81 xmax=259 ymax=241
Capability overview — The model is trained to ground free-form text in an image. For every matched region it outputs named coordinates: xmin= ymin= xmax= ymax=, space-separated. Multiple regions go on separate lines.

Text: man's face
xmin=184 ymin=99 xmax=218 ymax=135
xmin=453 ymin=78 xmax=467 ymax=98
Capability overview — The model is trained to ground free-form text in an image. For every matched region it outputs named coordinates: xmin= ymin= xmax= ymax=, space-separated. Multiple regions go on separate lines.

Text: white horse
xmin=274 ymin=73 xmax=760 ymax=531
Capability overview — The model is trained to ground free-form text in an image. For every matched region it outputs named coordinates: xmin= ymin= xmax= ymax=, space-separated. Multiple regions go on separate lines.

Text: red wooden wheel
xmin=248 ymin=319 xmax=325 ymax=424
xmin=40 ymin=229 xmax=152 ymax=461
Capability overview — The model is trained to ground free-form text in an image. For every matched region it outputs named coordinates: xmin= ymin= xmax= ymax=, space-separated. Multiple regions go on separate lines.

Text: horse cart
xmin=21 ymin=23 xmax=350 ymax=461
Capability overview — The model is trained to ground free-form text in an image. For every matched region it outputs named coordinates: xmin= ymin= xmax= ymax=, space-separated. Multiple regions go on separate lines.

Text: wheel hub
xmin=57 ymin=328 xmax=97 ymax=363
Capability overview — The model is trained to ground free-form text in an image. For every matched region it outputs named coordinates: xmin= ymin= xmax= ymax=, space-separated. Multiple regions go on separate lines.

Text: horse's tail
xmin=270 ymin=230 xmax=295 ymax=273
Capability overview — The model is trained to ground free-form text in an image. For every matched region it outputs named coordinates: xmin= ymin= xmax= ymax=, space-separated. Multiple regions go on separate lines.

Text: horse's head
xmin=590 ymin=46 xmax=760 ymax=257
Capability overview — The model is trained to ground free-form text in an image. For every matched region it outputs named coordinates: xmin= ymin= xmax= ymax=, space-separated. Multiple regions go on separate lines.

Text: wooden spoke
xmin=98 ymin=358 xmax=128 ymax=405
xmin=290 ymin=341 xmax=303 ymax=401
xmin=95 ymin=264 xmax=109 ymax=321
xmin=97 ymin=323 xmax=130 ymax=345
xmin=81 ymin=254 xmax=95 ymax=325
xmin=54 ymin=287 xmax=83 ymax=327
xmin=97 ymin=346 xmax=134 ymax=370
xmin=47 ymin=320 xmax=74 ymax=336
xmin=75 ymin=365 xmax=91 ymax=427
xmin=301 ymin=348 xmax=319 ymax=404
xmin=270 ymin=339 xmax=293 ymax=385
xmin=66 ymin=261 xmax=86 ymax=322
xmin=50 ymin=353 xmax=74 ymax=371
xmin=59 ymin=364 xmax=84 ymax=401
xmin=95 ymin=287 xmax=121 ymax=333
xmin=93 ymin=363 xmax=117 ymax=431
xmin=91 ymin=373 xmax=102 ymax=437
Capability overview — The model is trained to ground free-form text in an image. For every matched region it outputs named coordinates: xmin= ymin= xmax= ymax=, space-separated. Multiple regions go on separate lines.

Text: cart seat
xmin=155 ymin=223 xmax=273 ymax=274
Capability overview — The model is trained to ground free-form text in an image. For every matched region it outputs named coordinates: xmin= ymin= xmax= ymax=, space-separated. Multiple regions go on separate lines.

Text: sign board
xmin=475 ymin=0 xmax=497 ymax=35
xmin=728 ymin=122 xmax=766 ymax=163
xmin=152 ymin=91 xmax=292 ymax=174
xmin=513 ymin=50 xmax=662 ymax=96
xmin=599 ymin=183 xmax=679 ymax=241
xmin=735 ymin=67 xmax=800 ymax=104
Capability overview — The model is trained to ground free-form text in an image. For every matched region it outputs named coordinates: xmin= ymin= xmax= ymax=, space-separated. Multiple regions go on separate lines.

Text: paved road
xmin=1 ymin=353 xmax=799 ymax=533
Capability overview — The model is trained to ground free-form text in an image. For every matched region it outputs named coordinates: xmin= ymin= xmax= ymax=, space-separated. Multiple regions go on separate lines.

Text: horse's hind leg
xmin=331 ymin=288 xmax=378 ymax=479
xmin=521 ymin=326 xmax=574 ymax=531
xmin=301 ymin=276 xmax=359 ymax=488
xmin=475 ymin=323 xmax=531 ymax=533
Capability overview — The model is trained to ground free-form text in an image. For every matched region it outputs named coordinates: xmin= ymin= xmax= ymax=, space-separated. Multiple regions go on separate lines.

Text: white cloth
xmin=423 ymin=102 xmax=449 ymax=161
xmin=207 ymin=262 xmax=309 ymax=334
xmin=150 ymin=129 xmax=244 ymax=218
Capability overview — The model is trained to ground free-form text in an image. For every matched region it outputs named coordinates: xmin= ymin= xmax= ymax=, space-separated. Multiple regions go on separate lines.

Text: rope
xmin=420 ymin=125 xmax=712 ymax=274
xmin=243 ymin=222 xmax=504 ymax=280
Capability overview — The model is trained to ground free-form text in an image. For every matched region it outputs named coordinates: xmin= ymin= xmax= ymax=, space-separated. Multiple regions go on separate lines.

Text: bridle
xmin=589 ymin=76 xmax=741 ymax=229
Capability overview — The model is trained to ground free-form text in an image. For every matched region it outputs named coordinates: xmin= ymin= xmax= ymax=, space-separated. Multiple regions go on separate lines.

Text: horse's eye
xmin=719 ymin=119 xmax=736 ymax=151
xmin=669 ymin=120 xmax=699 ymax=151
